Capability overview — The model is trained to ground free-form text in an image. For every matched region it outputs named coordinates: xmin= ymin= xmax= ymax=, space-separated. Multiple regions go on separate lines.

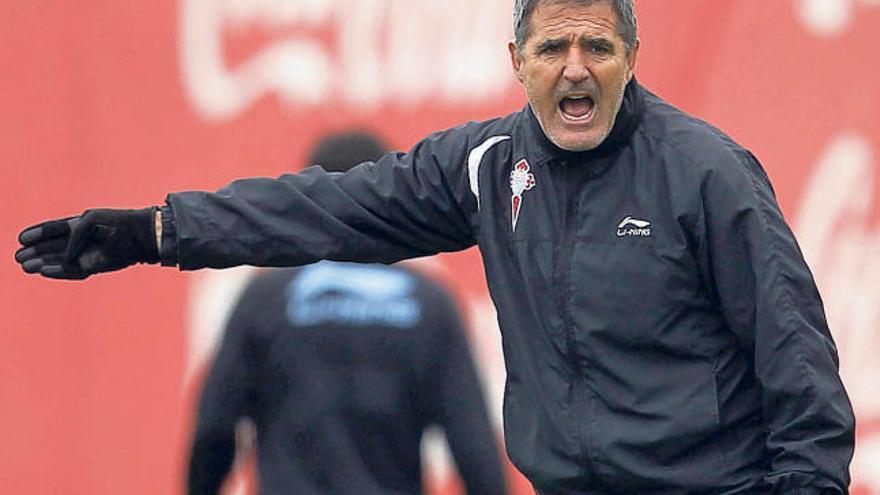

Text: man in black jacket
xmin=187 ymin=131 xmax=507 ymax=495
xmin=16 ymin=1 xmax=855 ymax=493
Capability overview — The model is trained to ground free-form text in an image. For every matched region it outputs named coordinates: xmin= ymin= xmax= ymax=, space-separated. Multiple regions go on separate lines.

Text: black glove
xmin=15 ymin=207 xmax=160 ymax=280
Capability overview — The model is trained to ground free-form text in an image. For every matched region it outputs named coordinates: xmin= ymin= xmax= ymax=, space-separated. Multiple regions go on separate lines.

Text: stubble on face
xmin=510 ymin=1 xmax=638 ymax=152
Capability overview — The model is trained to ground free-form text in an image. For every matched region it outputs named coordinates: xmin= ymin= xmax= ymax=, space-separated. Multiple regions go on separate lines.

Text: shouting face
xmin=510 ymin=1 xmax=639 ymax=151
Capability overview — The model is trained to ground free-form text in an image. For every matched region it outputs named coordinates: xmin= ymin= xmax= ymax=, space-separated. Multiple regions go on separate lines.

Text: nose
xmin=562 ymin=48 xmax=590 ymax=83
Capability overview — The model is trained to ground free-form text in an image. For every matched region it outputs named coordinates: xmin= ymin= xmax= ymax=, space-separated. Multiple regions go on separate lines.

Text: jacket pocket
xmin=589 ymin=356 xmax=724 ymax=487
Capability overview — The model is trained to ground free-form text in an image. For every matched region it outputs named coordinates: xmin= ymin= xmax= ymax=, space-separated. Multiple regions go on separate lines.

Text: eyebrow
xmin=535 ymin=38 xmax=567 ymax=53
xmin=535 ymin=35 xmax=616 ymax=54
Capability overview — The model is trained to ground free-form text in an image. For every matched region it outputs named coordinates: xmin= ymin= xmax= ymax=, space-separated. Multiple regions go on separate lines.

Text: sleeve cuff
xmin=159 ymin=204 xmax=179 ymax=267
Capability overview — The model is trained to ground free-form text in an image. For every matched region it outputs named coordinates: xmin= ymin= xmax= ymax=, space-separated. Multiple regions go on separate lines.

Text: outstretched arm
xmin=15 ymin=128 xmax=478 ymax=279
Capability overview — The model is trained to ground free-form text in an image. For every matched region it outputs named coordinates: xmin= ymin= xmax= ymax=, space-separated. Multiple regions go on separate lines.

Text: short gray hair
xmin=513 ymin=0 xmax=637 ymax=54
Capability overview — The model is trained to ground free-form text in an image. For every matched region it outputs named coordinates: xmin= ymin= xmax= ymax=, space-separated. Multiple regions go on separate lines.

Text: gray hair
xmin=513 ymin=0 xmax=637 ymax=54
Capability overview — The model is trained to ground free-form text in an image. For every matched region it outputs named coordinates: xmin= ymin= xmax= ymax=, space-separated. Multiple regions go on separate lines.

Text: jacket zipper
xmin=556 ymin=160 xmax=579 ymax=369
xmin=555 ymin=159 xmax=591 ymax=466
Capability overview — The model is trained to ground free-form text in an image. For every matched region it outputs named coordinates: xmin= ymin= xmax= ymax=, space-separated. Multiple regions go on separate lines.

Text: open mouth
xmin=559 ymin=96 xmax=596 ymax=123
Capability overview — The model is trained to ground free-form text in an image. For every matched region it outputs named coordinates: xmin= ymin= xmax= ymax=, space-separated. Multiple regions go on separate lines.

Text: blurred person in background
xmin=16 ymin=1 xmax=855 ymax=493
xmin=187 ymin=130 xmax=508 ymax=495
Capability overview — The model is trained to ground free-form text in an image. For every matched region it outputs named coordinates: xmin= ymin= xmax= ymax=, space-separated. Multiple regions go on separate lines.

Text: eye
xmin=537 ymin=40 xmax=565 ymax=56
xmin=584 ymin=39 xmax=614 ymax=56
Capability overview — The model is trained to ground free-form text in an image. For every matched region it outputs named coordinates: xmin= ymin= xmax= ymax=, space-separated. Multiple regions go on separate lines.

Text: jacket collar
xmin=522 ymin=78 xmax=645 ymax=165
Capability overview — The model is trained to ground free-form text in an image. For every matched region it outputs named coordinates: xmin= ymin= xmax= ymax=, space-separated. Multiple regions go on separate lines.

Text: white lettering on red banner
xmin=180 ymin=0 xmax=514 ymax=121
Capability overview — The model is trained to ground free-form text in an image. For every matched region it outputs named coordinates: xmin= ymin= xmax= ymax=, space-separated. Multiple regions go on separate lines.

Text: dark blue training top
xmin=188 ymin=262 xmax=507 ymax=495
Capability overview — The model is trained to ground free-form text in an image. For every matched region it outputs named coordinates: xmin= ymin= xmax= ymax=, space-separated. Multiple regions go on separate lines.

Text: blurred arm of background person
xmin=186 ymin=275 xmax=270 ymax=495
xmin=414 ymin=274 xmax=509 ymax=495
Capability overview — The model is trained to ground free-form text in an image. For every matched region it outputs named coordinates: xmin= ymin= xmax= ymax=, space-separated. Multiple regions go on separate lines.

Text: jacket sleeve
xmin=418 ymin=282 xmax=509 ymax=495
xmin=162 ymin=128 xmax=477 ymax=270
xmin=698 ymin=150 xmax=855 ymax=494
xmin=187 ymin=278 xmax=263 ymax=495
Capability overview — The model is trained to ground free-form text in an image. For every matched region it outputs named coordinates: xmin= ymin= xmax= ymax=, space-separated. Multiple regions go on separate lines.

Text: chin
xmin=549 ymin=133 xmax=603 ymax=152
xmin=545 ymin=118 xmax=612 ymax=152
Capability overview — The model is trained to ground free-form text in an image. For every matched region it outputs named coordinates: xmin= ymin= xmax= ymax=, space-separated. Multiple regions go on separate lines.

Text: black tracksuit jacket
xmin=163 ymin=80 xmax=855 ymax=494
xmin=187 ymin=263 xmax=506 ymax=495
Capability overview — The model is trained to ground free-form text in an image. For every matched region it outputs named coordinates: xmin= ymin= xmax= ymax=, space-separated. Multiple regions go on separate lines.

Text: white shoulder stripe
xmin=467 ymin=135 xmax=511 ymax=209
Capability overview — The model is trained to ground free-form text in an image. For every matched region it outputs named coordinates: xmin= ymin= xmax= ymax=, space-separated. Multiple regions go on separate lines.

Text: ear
xmin=508 ymin=41 xmax=524 ymax=83
xmin=625 ymin=39 xmax=640 ymax=82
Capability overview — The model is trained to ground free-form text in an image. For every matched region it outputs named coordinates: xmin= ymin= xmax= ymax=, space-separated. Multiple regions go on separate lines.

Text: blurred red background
xmin=1 ymin=1 xmax=878 ymax=493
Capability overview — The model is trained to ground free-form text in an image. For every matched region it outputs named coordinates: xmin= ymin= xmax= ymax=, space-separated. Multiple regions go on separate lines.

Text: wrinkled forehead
xmin=528 ymin=1 xmax=621 ymax=40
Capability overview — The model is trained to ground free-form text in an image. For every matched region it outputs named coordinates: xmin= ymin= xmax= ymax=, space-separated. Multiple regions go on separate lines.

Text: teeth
xmin=563 ymin=112 xmax=591 ymax=121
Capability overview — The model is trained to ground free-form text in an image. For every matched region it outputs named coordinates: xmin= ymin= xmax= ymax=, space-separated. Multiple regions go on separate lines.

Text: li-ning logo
xmin=616 ymin=216 xmax=652 ymax=237
xmin=510 ymin=159 xmax=536 ymax=231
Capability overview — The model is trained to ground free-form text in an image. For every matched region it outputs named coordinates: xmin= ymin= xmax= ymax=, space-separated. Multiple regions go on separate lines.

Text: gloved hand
xmin=15 ymin=207 xmax=160 ymax=280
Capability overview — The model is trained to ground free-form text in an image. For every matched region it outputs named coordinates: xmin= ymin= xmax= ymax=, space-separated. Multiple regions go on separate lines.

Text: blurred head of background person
xmin=307 ymin=130 xmax=389 ymax=173
xmin=186 ymin=129 xmax=508 ymax=495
